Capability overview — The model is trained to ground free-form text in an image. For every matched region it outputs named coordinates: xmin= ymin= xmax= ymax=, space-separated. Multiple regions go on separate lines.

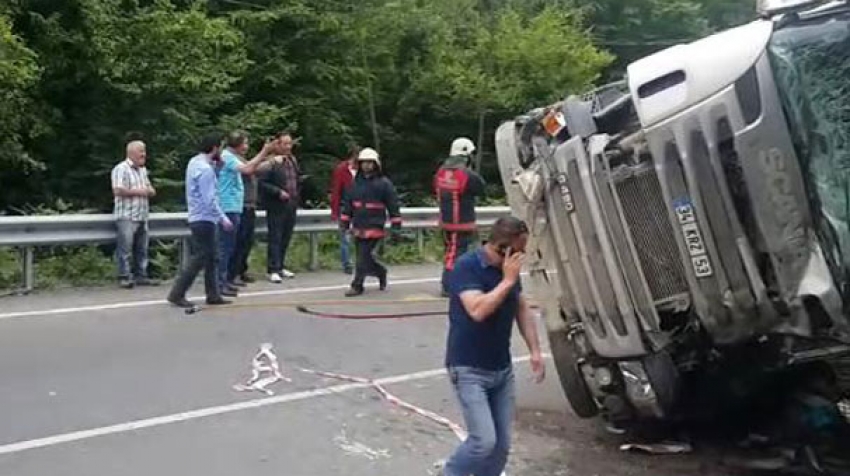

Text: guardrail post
xmin=416 ymin=229 xmax=425 ymax=254
xmin=21 ymin=246 xmax=34 ymax=292
xmin=179 ymin=238 xmax=191 ymax=270
xmin=309 ymin=232 xmax=319 ymax=271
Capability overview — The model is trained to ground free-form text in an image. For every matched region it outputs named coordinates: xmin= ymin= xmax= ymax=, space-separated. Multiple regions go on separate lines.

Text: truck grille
xmin=613 ymin=164 xmax=689 ymax=303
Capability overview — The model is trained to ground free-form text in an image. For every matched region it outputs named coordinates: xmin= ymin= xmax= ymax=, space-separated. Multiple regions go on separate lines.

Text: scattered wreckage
xmin=495 ymin=1 xmax=850 ymax=453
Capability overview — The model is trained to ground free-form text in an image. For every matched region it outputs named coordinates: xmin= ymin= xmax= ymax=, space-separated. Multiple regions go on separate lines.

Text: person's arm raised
xmin=237 ymin=140 xmax=274 ymax=176
xmin=458 ymin=251 xmax=524 ymax=323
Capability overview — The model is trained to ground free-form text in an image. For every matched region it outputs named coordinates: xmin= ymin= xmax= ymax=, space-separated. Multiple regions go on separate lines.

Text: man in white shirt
xmin=111 ymin=140 xmax=157 ymax=289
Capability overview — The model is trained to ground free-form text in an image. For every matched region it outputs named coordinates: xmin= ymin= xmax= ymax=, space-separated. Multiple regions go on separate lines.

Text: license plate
xmin=691 ymin=255 xmax=714 ymax=278
xmin=681 ymin=222 xmax=706 ymax=256
xmin=674 ymin=199 xmax=713 ymax=278
xmin=675 ymin=202 xmax=696 ymax=225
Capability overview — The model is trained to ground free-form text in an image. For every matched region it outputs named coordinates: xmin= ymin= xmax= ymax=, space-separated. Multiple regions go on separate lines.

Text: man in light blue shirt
xmin=216 ymin=131 xmax=273 ymax=294
xmin=167 ymin=133 xmax=234 ymax=308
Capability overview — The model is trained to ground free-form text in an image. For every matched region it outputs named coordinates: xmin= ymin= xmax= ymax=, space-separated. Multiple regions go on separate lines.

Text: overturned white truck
xmin=496 ymin=0 xmax=850 ymax=425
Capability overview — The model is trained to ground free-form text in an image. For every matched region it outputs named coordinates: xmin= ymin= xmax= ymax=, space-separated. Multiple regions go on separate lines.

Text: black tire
xmin=829 ymin=354 xmax=850 ymax=397
xmin=549 ymin=329 xmax=599 ymax=418
xmin=643 ymin=351 xmax=680 ymax=416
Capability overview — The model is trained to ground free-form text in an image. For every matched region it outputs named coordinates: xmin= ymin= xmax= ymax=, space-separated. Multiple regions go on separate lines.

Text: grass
xmin=0 ymin=230 xmax=455 ymax=291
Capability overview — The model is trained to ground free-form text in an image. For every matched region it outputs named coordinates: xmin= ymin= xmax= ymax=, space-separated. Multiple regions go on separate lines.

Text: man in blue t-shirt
xmin=217 ymin=131 xmax=273 ymax=295
xmin=441 ymin=216 xmax=545 ymax=476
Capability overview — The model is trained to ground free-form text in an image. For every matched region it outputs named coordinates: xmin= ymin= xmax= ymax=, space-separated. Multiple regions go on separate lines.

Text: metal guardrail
xmin=0 ymin=206 xmax=512 ymax=292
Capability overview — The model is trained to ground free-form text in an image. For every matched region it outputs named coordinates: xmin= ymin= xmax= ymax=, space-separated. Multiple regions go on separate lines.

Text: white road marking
xmin=0 ymin=276 xmax=441 ymax=321
xmin=0 ymin=355 xmax=536 ymax=456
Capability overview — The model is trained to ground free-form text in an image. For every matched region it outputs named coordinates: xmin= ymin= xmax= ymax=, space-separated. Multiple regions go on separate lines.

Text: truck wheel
xmin=549 ymin=329 xmax=599 ymax=418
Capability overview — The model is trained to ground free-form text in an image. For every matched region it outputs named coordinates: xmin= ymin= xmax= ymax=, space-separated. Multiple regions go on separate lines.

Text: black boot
xmin=378 ymin=270 xmax=387 ymax=291
xmin=345 ymin=286 xmax=364 ymax=297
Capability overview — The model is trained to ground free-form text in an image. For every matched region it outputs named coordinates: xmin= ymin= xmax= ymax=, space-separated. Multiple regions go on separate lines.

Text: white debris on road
xmin=232 ymin=343 xmax=292 ymax=395
xmin=334 ymin=429 xmax=390 ymax=461
xmin=620 ymin=442 xmax=693 ymax=455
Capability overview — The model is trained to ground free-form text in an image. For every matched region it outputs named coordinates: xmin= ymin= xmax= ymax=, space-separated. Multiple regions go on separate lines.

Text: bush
xmin=35 ymin=246 xmax=115 ymax=288
xmin=0 ymin=248 xmax=21 ymax=289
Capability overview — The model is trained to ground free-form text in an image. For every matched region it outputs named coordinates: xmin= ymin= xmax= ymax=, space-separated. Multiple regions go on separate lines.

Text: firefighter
xmin=434 ymin=137 xmax=486 ymax=297
xmin=340 ymin=148 xmax=402 ymax=297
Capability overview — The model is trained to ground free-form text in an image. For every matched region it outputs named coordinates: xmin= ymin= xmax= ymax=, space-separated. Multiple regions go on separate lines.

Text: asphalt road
xmin=0 ymin=265 xmax=733 ymax=476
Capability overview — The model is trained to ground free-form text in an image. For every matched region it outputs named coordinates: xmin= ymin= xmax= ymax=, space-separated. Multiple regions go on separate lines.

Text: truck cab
xmin=496 ymin=0 xmax=850 ymax=423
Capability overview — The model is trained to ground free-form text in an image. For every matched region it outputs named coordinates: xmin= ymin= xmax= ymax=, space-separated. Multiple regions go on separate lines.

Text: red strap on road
xmin=296 ymin=305 xmax=445 ymax=319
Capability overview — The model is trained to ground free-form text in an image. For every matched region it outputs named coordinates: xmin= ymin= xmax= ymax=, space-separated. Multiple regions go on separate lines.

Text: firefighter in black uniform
xmin=340 ymin=148 xmax=402 ymax=297
xmin=434 ymin=137 xmax=486 ymax=296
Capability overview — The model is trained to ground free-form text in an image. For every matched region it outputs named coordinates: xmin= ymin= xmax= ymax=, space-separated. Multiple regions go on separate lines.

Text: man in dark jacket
xmin=434 ymin=137 xmax=486 ymax=296
xmin=258 ymin=133 xmax=301 ymax=283
xmin=340 ymin=147 xmax=402 ymax=297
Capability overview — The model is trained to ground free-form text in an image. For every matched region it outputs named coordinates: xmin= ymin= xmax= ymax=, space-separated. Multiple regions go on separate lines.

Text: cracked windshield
xmin=770 ymin=8 xmax=850 ymax=274
xmin=3 ymin=1 xmax=850 ymax=476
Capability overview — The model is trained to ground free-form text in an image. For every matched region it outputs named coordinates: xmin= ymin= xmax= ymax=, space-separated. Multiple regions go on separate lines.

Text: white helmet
xmin=357 ymin=147 xmax=381 ymax=167
xmin=449 ymin=137 xmax=476 ymax=157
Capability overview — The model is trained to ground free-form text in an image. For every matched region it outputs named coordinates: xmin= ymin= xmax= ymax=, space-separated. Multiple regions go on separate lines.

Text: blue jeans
xmin=445 ymin=366 xmax=515 ymax=476
xmin=339 ymin=229 xmax=352 ymax=270
xmin=115 ymin=219 xmax=149 ymax=280
xmin=218 ymin=212 xmax=241 ymax=288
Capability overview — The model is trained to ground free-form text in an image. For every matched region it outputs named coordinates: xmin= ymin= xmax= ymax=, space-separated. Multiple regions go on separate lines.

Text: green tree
xmin=699 ymin=0 xmax=755 ymax=29
xmin=588 ymin=0 xmax=755 ymax=75
xmin=0 ymin=0 xmax=626 ymax=212
xmin=7 ymin=0 xmax=248 ymax=209
xmin=212 ymin=0 xmax=376 ymax=205
xmin=0 ymin=12 xmax=44 ymax=207
xmin=588 ymin=0 xmax=709 ymax=74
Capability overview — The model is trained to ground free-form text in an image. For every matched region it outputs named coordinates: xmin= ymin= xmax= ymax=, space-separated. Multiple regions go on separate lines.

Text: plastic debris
xmin=619 ymin=442 xmax=693 ymax=455
xmin=232 ymin=343 xmax=291 ymax=395
xmin=334 ymin=430 xmax=390 ymax=461
xmin=837 ymin=399 xmax=850 ymax=423
xmin=428 ymin=459 xmax=447 ymax=476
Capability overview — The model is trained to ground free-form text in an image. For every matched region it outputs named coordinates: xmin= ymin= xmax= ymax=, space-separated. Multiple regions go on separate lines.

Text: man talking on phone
xmin=440 ymin=216 xmax=545 ymax=476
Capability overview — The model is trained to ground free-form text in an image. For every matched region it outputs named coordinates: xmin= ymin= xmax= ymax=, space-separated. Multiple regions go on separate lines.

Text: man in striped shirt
xmin=111 ymin=140 xmax=158 ymax=289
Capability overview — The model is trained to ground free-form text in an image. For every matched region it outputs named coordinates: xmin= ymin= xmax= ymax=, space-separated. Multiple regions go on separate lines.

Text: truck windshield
xmin=768 ymin=8 xmax=850 ymax=276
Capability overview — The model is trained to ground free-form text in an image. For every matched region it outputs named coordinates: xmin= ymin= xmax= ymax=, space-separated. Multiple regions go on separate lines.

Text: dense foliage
xmin=0 ymin=0 xmax=753 ymax=214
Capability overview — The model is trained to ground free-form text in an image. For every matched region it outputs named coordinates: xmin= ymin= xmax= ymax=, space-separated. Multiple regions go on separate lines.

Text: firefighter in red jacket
xmin=434 ymin=137 xmax=486 ymax=296
xmin=340 ymin=148 xmax=402 ymax=297
xmin=329 ymin=146 xmax=360 ymax=274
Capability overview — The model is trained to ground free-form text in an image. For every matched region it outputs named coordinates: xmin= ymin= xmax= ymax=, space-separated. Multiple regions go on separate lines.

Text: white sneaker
xmin=269 ymin=273 xmax=283 ymax=283
xmin=281 ymin=269 xmax=295 ymax=279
